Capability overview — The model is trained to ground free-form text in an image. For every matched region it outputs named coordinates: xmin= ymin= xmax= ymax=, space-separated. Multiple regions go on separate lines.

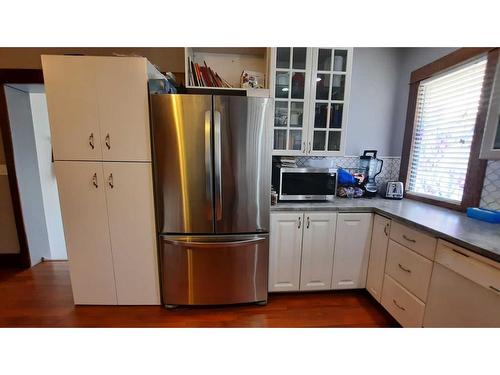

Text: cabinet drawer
xmin=381 ymin=274 xmax=425 ymax=327
xmin=390 ymin=221 xmax=437 ymax=260
xmin=385 ymin=240 xmax=433 ymax=302
xmin=435 ymin=240 xmax=500 ymax=295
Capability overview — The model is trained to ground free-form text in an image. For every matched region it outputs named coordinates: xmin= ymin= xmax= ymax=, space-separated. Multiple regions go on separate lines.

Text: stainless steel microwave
xmin=279 ymin=167 xmax=338 ymax=201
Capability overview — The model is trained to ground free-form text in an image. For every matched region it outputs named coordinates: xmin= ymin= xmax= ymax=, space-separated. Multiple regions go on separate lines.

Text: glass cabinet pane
xmin=292 ymin=48 xmax=307 ymax=69
xmin=289 ymin=130 xmax=303 ymax=150
xmin=290 ymin=102 xmax=304 ymax=127
xmin=274 ymin=129 xmax=287 ymax=150
xmin=331 ymin=74 xmax=345 ymax=100
xmin=327 ymin=131 xmax=341 ymax=151
xmin=275 ymin=71 xmax=290 ymax=98
xmin=291 ymin=72 xmax=305 ymax=99
xmin=276 ymin=48 xmax=290 ymax=69
xmin=314 ymin=103 xmax=328 ymax=128
xmin=313 ymin=131 xmax=326 ymax=150
xmin=333 ymin=50 xmax=348 ymax=71
xmin=274 ymin=101 xmax=288 ymax=127
xmin=329 ymin=103 xmax=343 ymax=128
xmin=317 ymin=49 xmax=332 ymax=71
xmin=316 ymin=74 xmax=330 ymax=100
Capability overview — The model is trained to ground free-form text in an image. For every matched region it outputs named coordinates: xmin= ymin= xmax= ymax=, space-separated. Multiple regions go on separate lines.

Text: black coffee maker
xmin=359 ymin=150 xmax=384 ymax=197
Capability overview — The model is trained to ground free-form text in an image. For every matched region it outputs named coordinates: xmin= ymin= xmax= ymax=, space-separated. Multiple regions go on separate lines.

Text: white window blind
xmin=408 ymin=56 xmax=487 ymax=203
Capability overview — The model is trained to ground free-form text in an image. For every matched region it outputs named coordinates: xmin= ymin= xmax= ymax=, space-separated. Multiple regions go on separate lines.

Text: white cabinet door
xmin=307 ymin=48 xmax=353 ymax=156
xmin=270 ymin=47 xmax=313 ymax=156
xmin=366 ymin=214 xmax=391 ymax=301
xmin=95 ymin=57 xmax=151 ymax=162
xmin=269 ymin=212 xmax=304 ymax=292
xmin=55 ymin=161 xmax=117 ymax=304
xmin=332 ymin=213 xmax=373 ymax=289
xmin=103 ymin=162 xmax=160 ymax=305
xmin=42 ymin=55 xmax=102 ymax=161
xmin=300 ymin=212 xmax=337 ymax=291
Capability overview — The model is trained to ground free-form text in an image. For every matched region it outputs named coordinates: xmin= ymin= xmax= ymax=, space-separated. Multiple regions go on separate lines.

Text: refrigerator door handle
xmin=163 ymin=236 xmax=267 ymax=248
xmin=204 ymin=110 xmax=213 ymax=215
xmin=214 ymin=110 xmax=223 ymax=221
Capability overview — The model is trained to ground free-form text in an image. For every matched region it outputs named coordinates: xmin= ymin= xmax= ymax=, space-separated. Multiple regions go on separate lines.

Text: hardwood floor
xmin=0 ymin=261 xmax=399 ymax=327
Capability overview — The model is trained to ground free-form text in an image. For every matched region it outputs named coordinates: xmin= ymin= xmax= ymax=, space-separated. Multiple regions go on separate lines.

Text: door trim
xmin=0 ymin=69 xmax=44 ymax=268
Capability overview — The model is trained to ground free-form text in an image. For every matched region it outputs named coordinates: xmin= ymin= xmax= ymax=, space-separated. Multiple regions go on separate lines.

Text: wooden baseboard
xmin=0 ymin=253 xmax=22 ymax=268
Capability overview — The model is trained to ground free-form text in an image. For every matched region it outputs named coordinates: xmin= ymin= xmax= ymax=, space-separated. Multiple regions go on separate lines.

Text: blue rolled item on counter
xmin=337 ymin=168 xmax=357 ymax=186
xmin=466 ymin=207 xmax=500 ymax=223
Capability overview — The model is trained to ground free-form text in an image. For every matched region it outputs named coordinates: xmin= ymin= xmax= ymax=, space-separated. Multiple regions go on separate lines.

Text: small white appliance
xmin=382 ymin=181 xmax=404 ymax=199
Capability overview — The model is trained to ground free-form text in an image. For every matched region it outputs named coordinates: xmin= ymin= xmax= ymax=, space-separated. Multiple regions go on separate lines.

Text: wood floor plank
xmin=0 ymin=262 xmax=399 ymax=328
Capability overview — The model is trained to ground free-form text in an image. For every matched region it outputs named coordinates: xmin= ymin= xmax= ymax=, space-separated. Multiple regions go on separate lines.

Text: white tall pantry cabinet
xmin=42 ymin=55 xmax=160 ymax=305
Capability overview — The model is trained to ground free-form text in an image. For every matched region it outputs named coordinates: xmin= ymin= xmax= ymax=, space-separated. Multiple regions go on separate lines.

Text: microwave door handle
xmin=214 ymin=111 xmax=222 ymax=221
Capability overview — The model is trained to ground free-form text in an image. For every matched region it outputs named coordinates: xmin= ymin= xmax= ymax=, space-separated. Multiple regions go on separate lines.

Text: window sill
xmin=404 ymin=192 xmax=464 ymax=212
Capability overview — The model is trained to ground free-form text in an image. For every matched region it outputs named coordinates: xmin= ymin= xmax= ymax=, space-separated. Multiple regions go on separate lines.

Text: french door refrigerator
xmin=150 ymin=94 xmax=273 ymax=306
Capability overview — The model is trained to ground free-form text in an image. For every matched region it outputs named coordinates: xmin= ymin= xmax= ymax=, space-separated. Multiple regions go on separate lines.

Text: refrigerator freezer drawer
xmin=160 ymin=234 xmax=269 ymax=305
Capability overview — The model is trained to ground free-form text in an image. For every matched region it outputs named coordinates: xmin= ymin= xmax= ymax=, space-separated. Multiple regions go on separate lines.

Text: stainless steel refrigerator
xmin=150 ymin=94 xmax=273 ymax=307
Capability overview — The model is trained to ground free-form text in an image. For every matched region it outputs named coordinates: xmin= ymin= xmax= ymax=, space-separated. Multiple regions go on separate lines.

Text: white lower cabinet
xmin=332 ymin=213 xmax=373 ymax=289
xmin=366 ymin=214 xmax=391 ymax=301
xmin=269 ymin=212 xmax=303 ymax=292
xmin=55 ymin=161 xmax=117 ymax=304
xmin=381 ymin=274 xmax=426 ymax=328
xmin=56 ymin=161 xmax=160 ymax=305
xmin=102 ymin=162 xmax=160 ymax=305
xmin=300 ymin=213 xmax=337 ymax=291
xmin=269 ymin=211 xmax=370 ymax=292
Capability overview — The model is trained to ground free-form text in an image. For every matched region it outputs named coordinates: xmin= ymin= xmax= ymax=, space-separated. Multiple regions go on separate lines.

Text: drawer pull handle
xmin=398 ymin=263 xmax=411 ymax=273
xmin=489 ymin=285 xmax=500 ymax=294
xmin=451 ymin=248 xmax=470 ymax=258
xmin=393 ymin=299 xmax=406 ymax=311
xmin=402 ymin=234 xmax=416 ymax=243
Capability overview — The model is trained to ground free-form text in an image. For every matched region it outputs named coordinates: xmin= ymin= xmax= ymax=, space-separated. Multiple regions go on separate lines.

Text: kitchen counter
xmin=271 ymin=198 xmax=500 ymax=263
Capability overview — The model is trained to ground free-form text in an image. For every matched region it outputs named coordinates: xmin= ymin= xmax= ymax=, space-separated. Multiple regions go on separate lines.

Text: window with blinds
xmin=408 ymin=56 xmax=487 ymax=203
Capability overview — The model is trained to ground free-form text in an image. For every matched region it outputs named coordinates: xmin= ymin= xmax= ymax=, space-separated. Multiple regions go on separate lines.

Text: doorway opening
xmin=2 ymin=82 xmax=67 ymax=267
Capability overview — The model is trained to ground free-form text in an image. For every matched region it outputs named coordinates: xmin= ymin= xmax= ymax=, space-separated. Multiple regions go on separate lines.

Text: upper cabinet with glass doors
xmin=270 ymin=47 xmax=353 ymax=156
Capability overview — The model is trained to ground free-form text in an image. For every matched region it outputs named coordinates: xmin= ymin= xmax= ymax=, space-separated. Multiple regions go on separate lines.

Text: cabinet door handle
xmin=105 ymin=133 xmax=111 ymax=150
xmin=302 ymin=141 xmax=306 ymax=153
xmin=393 ymin=299 xmax=406 ymax=311
xmin=108 ymin=173 xmax=114 ymax=189
xmin=451 ymin=248 xmax=470 ymax=258
xmin=92 ymin=173 xmax=98 ymax=188
xmin=398 ymin=263 xmax=411 ymax=273
xmin=489 ymin=285 xmax=500 ymax=294
xmin=384 ymin=224 xmax=389 ymax=236
xmin=306 ymin=216 xmax=310 ymax=229
xmin=298 ymin=217 xmax=301 ymax=229
xmin=402 ymin=234 xmax=416 ymax=243
xmin=308 ymin=141 xmax=312 ymax=154
xmin=89 ymin=133 xmax=95 ymax=150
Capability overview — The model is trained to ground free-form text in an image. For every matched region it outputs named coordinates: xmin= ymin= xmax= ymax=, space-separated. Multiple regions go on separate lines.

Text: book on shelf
xmin=188 ymin=59 xmax=233 ymax=88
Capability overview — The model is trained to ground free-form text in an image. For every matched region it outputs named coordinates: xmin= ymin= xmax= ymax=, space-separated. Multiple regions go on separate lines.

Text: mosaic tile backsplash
xmin=291 ymin=156 xmax=500 ymax=210
xmin=294 ymin=156 xmax=401 ymax=188
xmin=480 ymin=160 xmax=500 ymax=211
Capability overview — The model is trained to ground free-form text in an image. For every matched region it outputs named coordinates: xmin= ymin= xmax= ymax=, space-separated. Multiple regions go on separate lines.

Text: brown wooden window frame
xmin=399 ymin=47 xmax=499 ymax=212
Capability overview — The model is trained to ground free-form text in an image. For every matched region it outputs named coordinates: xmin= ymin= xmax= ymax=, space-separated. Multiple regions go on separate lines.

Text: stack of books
xmin=188 ymin=58 xmax=232 ymax=88
xmin=280 ymin=157 xmax=297 ymax=168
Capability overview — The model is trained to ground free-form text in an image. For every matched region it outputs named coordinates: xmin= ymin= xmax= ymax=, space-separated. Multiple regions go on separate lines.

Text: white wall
xmin=346 ymin=48 xmax=402 ymax=156
xmin=389 ymin=47 xmax=458 ymax=156
xmin=30 ymin=93 xmax=67 ymax=260
xmin=5 ymin=85 xmax=51 ymax=265
xmin=345 ymin=47 xmax=458 ymax=157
